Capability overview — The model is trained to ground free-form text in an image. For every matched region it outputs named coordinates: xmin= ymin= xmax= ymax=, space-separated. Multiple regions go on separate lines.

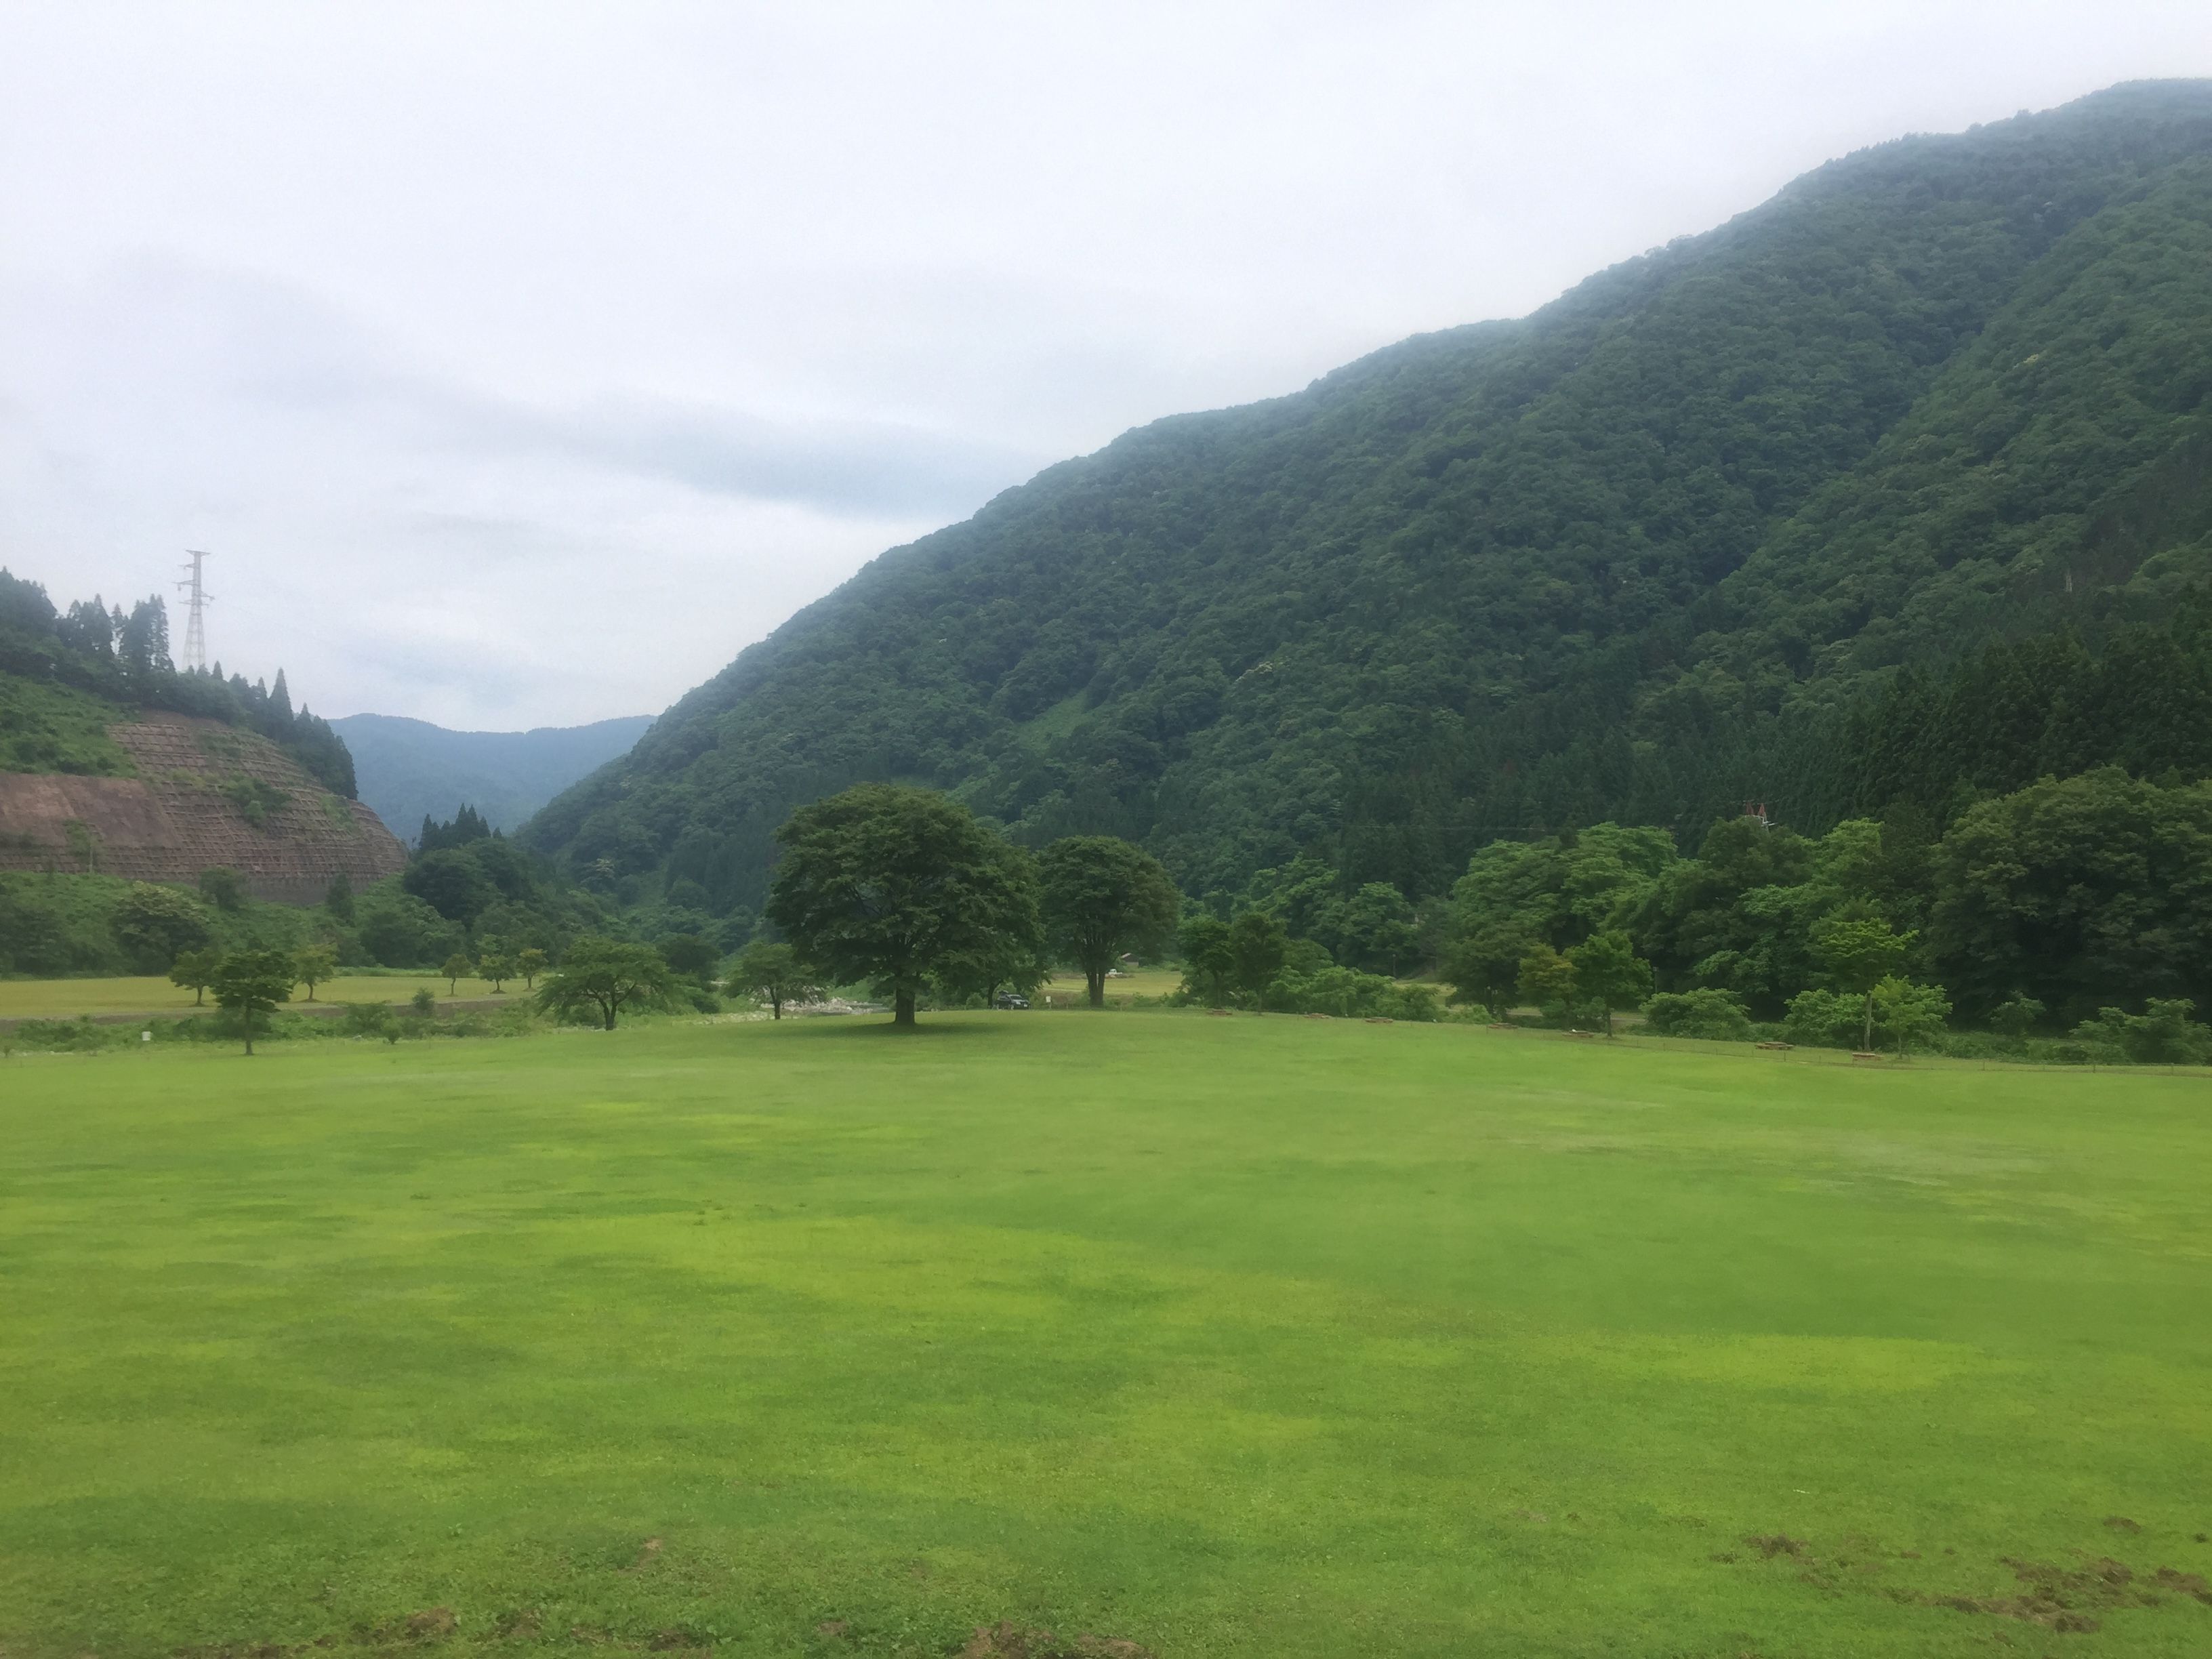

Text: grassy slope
xmin=0 ymin=674 xmax=134 ymax=775
xmin=1 ymin=1016 xmax=2207 ymax=1657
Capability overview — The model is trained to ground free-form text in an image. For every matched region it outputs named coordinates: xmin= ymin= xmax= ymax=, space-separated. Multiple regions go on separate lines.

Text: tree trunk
xmin=770 ymin=994 xmax=782 ymax=1020
xmin=194 ymin=987 xmax=204 ymax=1006
xmin=1862 ymin=990 xmax=1875 ymax=1052
xmin=603 ymin=1001 xmax=617 ymax=1030
xmin=894 ymin=988 xmax=916 ymax=1027
xmin=242 ymin=1008 xmax=254 ymax=1056
xmin=1087 ymin=968 xmax=1105 ymax=1008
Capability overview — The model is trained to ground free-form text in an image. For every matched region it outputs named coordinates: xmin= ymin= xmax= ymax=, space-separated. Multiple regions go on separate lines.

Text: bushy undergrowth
xmin=1 ymin=1002 xmax=547 ymax=1054
xmin=0 ymin=872 xmax=314 ymax=976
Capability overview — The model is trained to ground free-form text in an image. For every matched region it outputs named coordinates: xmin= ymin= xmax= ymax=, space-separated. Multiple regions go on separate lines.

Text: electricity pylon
xmin=177 ymin=550 xmax=213 ymax=672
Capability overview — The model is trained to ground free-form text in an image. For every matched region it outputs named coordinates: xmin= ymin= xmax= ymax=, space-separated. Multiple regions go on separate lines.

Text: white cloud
xmin=1 ymin=0 xmax=2206 ymax=726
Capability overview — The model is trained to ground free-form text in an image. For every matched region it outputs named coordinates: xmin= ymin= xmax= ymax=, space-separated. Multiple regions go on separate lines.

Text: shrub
xmin=1263 ymin=966 xmax=1440 ymax=1021
xmin=1642 ymin=988 xmax=1753 ymax=1041
xmin=2071 ymin=1000 xmax=2212 ymax=1065
xmin=10 ymin=1016 xmax=126 ymax=1052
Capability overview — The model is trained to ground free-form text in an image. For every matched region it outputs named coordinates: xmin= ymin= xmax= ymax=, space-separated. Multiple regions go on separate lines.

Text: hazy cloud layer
xmin=2 ymin=1 xmax=2207 ymax=727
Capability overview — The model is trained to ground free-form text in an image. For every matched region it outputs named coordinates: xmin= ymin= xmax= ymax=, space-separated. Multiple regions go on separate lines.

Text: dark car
xmin=993 ymin=992 xmax=1030 ymax=1010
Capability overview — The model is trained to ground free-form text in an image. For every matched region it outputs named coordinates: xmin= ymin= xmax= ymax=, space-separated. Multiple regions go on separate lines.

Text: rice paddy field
xmin=2 ymin=1012 xmax=2208 ymax=1657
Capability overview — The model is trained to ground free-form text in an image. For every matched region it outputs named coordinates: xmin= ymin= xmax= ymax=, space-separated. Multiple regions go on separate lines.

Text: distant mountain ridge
xmin=523 ymin=81 xmax=2212 ymax=916
xmin=332 ymin=713 xmax=653 ymax=844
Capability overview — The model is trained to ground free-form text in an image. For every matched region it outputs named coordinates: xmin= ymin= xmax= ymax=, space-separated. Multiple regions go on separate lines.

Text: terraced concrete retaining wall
xmin=0 ymin=712 xmax=407 ymax=903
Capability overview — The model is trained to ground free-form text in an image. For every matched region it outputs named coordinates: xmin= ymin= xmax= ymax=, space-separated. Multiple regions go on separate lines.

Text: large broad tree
xmin=209 ymin=949 xmax=295 ymax=1054
xmin=766 ymin=783 xmax=1042 ymax=1027
xmin=535 ymin=938 xmax=680 ymax=1029
xmin=1040 ymin=836 xmax=1181 ymax=1008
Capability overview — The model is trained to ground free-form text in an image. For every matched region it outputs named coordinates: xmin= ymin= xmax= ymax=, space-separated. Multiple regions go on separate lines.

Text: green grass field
xmin=0 ymin=972 xmax=523 ymax=1019
xmin=3 ymin=1014 xmax=2208 ymax=1657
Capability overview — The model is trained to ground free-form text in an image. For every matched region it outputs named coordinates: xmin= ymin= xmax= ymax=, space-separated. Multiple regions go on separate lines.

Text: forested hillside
xmin=0 ymin=571 xmax=357 ymax=796
xmin=525 ymin=82 xmax=2212 ymax=918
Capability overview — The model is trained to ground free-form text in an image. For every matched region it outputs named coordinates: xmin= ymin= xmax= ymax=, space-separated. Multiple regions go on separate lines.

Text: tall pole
xmin=177 ymin=550 xmax=213 ymax=672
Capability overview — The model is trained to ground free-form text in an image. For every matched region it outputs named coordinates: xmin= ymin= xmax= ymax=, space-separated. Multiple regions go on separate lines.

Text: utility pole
xmin=177 ymin=550 xmax=213 ymax=672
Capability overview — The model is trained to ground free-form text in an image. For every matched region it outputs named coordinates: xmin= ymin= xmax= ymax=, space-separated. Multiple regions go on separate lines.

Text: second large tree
xmin=1040 ymin=836 xmax=1181 ymax=1008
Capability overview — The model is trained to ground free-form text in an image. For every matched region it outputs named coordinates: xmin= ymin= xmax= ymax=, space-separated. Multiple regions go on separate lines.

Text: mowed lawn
xmin=2 ymin=1017 xmax=2209 ymax=1658
xmin=0 ymin=973 xmax=524 ymax=1019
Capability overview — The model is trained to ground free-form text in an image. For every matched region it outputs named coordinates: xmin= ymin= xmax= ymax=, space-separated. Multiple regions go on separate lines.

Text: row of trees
xmin=763 ymin=785 xmax=1180 ymax=1025
xmin=1431 ymin=766 xmax=2212 ymax=1049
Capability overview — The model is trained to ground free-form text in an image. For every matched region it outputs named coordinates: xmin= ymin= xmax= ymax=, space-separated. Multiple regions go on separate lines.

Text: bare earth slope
xmin=0 ymin=712 xmax=406 ymax=901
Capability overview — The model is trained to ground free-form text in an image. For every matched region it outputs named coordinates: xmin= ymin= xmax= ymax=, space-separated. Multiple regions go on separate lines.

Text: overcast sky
xmin=3 ymin=3 xmax=2207 ymax=729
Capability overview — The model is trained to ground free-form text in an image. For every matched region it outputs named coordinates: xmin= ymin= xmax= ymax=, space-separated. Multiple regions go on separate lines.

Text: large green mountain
xmin=525 ymin=82 xmax=2212 ymax=916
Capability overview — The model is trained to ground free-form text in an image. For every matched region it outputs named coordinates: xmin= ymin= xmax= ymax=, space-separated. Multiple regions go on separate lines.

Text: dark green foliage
xmin=1515 ymin=945 xmax=1579 ymax=1023
xmin=110 ymin=882 xmax=215 ymax=972
xmin=657 ymin=934 xmax=720 ymax=981
xmin=2072 ymin=999 xmax=2212 ymax=1063
xmin=1332 ymin=882 xmax=1420 ymax=976
xmin=764 ymin=783 xmax=1044 ymax=1026
xmin=0 ymin=677 xmax=134 ymax=775
xmin=1566 ymin=929 xmax=1653 ymax=1036
xmin=340 ymin=1000 xmax=395 ymax=1042
xmin=0 ymin=571 xmax=358 ymax=796
xmin=1039 ymin=836 xmax=1181 ymax=1007
xmin=1784 ymin=978 xmax=1952 ymax=1053
xmin=1640 ymin=989 xmax=1753 ymax=1041
xmin=1928 ymin=767 xmax=2212 ymax=1023
xmin=525 ymin=85 xmax=2212 ymax=914
xmin=355 ymin=886 xmax=463 ymax=969
xmin=418 ymin=805 xmax=493 ymax=853
xmin=535 ymin=937 xmax=680 ymax=1029
xmin=403 ymin=849 xmax=498 ymax=924
xmin=724 ymin=941 xmax=821 ymax=1019
xmin=1225 ymin=911 xmax=1290 ymax=1006
xmin=1177 ymin=914 xmax=1234 ymax=1007
xmin=207 ymin=948 xmax=295 ymax=1054
xmin=324 ymin=872 xmax=355 ymax=922
xmin=1263 ymin=964 xmax=1439 ymax=1021
xmin=1812 ymin=915 xmax=1917 ymax=1051
xmin=440 ymin=953 xmax=472 ymax=995
xmin=218 ymin=776 xmax=290 ymax=827
xmin=197 ymin=867 xmax=247 ymax=912
xmin=0 ymin=872 xmax=310 ymax=975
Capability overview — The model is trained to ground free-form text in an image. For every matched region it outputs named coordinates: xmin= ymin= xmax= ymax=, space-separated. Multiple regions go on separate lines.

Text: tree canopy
xmin=209 ymin=948 xmax=295 ymax=1054
xmin=1039 ymin=836 xmax=1180 ymax=1008
xmin=765 ymin=783 xmax=1043 ymax=1026
xmin=533 ymin=938 xmax=680 ymax=1029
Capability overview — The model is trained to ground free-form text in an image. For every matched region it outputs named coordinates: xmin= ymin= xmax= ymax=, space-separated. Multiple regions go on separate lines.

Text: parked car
xmin=993 ymin=992 xmax=1030 ymax=1010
